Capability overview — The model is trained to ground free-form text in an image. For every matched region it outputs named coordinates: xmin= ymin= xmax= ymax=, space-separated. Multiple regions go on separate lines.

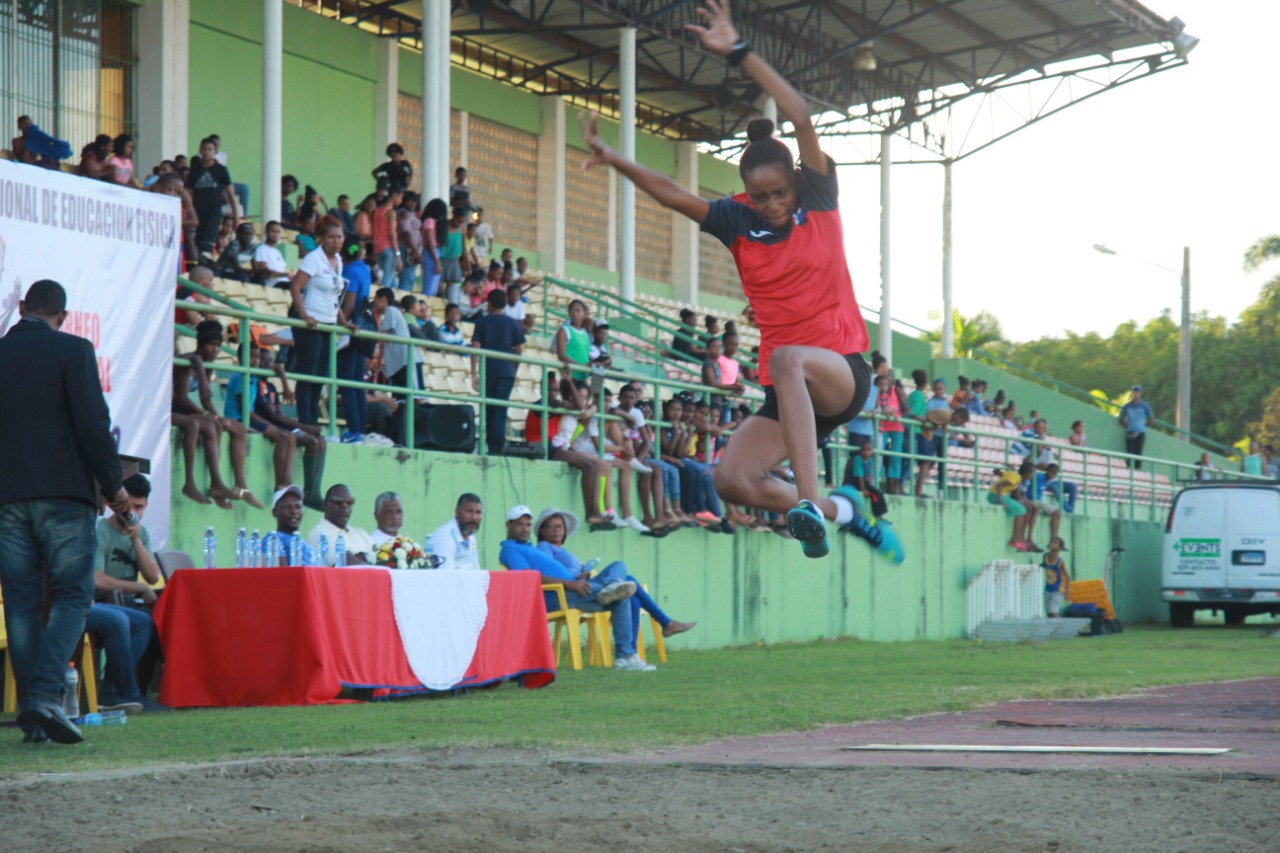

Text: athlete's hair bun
xmin=746 ymin=118 xmax=775 ymax=142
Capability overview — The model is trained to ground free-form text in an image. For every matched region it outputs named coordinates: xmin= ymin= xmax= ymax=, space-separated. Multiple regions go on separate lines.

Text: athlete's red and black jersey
xmin=700 ymin=158 xmax=868 ymax=386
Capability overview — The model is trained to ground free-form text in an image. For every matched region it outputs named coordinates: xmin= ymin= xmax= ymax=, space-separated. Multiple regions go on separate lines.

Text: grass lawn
xmin=2 ymin=624 xmax=1276 ymax=778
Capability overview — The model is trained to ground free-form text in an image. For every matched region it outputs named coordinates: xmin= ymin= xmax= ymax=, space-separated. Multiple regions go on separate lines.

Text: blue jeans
xmin=376 ymin=248 xmax=398 ymax=289
xmin=420 ymin=254 xmax=440 ymax=297
xmin=1043 ymin=478 xmax=1078 ymax=513
xmin=881 ymin=431 xmax=904 ymax=480
xmin=484 ymin=374 xmax=515 ymax=454
xmin=650 ymin=458 xmax=680 ymax=504
xmin=679 ymin=458 xmax=721 ymax=516
xmin=0 ymin=499 xmax=97 ymax=711
xmin=84 ymin=603 xmax=154 ymax=702
xmin=562 ymin=561 xmax=636 ymax=657
xmin=336 ymin=347 xmax=368 ymax=435
xmin=398 ymin=256 xmax=419 ymax=292
xmin=627 ymin=574 xmax=671 ymax=630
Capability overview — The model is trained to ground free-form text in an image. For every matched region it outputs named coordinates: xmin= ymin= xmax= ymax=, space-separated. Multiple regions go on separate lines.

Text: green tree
xmin=924 ymin=310 xmax=1007 ymax=358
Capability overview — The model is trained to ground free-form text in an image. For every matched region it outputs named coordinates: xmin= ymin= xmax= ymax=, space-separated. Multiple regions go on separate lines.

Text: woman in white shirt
xmin=289 ymin=216 xmax=355 ymax=425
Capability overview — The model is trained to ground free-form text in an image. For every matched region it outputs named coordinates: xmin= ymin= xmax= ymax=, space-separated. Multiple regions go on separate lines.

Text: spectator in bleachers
xmin=913 ymin=420 xmax=940 ymax=499
xmin=306 ymin=484 xmax=374 ymax=566
xmin=439 ymin=207 xmax=468 ymax=295
xmin=225 ymin=344 xmax=300 ymax=491
xmin=549 ymin=378 xmax=617 ymax=531
xmin=535 ymin=508 xmax=696 ymax=643
xmin=719 ymin=331 xmax=745 ymax=407
xmin=501 ymin=506 xmax=651 ymax=671
xmin=1265 ymin=445 xmax=1279 ymax=479
xmin=187 ymin=137 xmax=236 ymax=257
xmin=1068 ymin=420 xmax=1087 ymax=447
xmin=280 ymin=174 xmax=298 ymax=224
xmin=449 ymin=166 xmax=471 ymax=213
xmin=636 ymin=396 xmax=691 ymax=529
xmin=250 ymin=221 xmax=291 ymax=288
xmin=372 ymin=188 xmax=403 ymax=290
xmin=215 ymin=222 xmax=258 ymax=282
xmin=666 ymin=396 xmax=723 ymax=526
xmin=669 ymin=307 xmax=706 ymax=363
xmin=703 ymin=315 xmax=721 ymax=346
xmin=334 ymin=194 xmax=355 ymax=235
xmin=846 ymin=441 xmax=887 ymax=520
xmin=588 ymin=319 xmax=613 ymax=369
xmin=473 ymin=207 xmax=494 ymax=265
xmin=1000 ymin=403 xmax=1021 ymax=433
xmin=471 ymin=288 xmax=526 ymax=456
xmin=151 ymin=171 xmax=200 ymax=265
xmin=1195 ymin=452 xmax=1216 ymax=481
xmin=172 ymin=320 xmax=263 ymax=509
xmin=336 ymin=238 xmax=374 ymax=445
xmin=577 ymin=387 xmax=649 ymax=532
xmin=403 ymin=295 xmax=438 ymax=342
xmin=290 ymin=216 xmax=353 ymax=427
xmin=454 ymin=270 xmax=486 ymax=320
xmin=950 ymin=374 xmax=971 ymax=410
xmin=294 ymin=208 xmax=319 ymax=258
xmin=1041 ymin=462 xmax=1077 ymax=513
xmin=613 ymin=384 xmax=671 ymax=535
xmin=396 ymin=191 xmax=424 ymax=292
xmin=268 ymin=485 xmax=316 ymax=564
xmin=106 ymin=134 xmax=137 ymax=187
xmin=1042 ymin=536 xmax=1070 ymax=618
xmin=702 ymin=336 xmax=745 ymax=420
xmin=296 ymin=184 xmax=329 ymax=223
xmin=905 ymin=369 xmax=929 ymax=421
xmin=464 ymin=221 xmax=480 ymax=271
xmin=77 ymin=133 xmax=113 ymax=180
xmin=874 ymin=374 xmax=905 ymax=495
xmin=1020 ymin=460 xmax=1059 ymax=551
xmin=554 ymin=299 xmax=593 ymax=378
xmin=420 ymin=198 xmax=447 ymax=297
xmin=438 ymin=303 xmax=466 ymax=346
xmin=869 ymin=351 xmax=888 ymax=380
xmin=514 ymin=256 xmax=530 ymax=281
xmin=990 ymin=389 xmax=1006 ymax=412
xmin=967 ymin=379 xmax=990 ymax=417
xmin=175 ymin=263 xmax=213 ymax=327
xmin=369 ymin=491 xmax=404 ymax=549
xmin=842 ymin=387 xmax=876 ymax=483
xmin=505 ymin=283 xmax=535 ymax=334
xmin=1118 ymin=385 xmax=1155 ymax=469
xmin=429 ymin=493 xmax=484 ymax=571
xmin=371 ymin=142 xmax=413 ymax=193
xmin=353 ymin=195 xmax=376 ymax=242
xmin=947 ymin=407 xmax=976 ymax=451
xmin=87 ymin=474 xmax=161 ymax=712
xmin=1242 ymin=440 xmax=1264 ymax=477
xmin=250 ymin=347 xmax=326 ymax=509
xmin=987 ymin=466 xmax=1031 ymax=551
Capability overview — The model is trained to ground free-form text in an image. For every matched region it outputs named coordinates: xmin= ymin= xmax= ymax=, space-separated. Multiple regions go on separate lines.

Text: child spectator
xmin=1068 ymin=420 xmax=1087 ymax=447
xmin=187 ymin=137 xmax=236 ymax=256
xmin=215 ymin=222 xmax=258 ymax=282
xmin=1020 ymin=459 xmax=1061 ymax=549
xmin=950 ymin=375 xmax=971 ymax=410
xmin=660 ymin=396 xmax=721 ymax=525
xmin=987 ymin=466 xmax=1032 ymax=552
xmin=473 ymin=207 xmax=494 ymax=265
xmin=106 ymin=133 xmax=137 ymax=186
xmin=420 ymin=198 xmax=447 ymax=297
xmin=1042 ymin=537 xmax=1070 ymax=618
xmin=589 ymin=320 xmax=613 ymax=369
xmin=251 ymin=348 xmax=327 ymax=509
xmin=396 ymin=191 xmax=424 ymax=291
xmin=554 ymin=299 xmax=593 ymax=378
xmin=548 ymin=378 xmax=617 ymax=530
xmin=371 ymin=142 xmax=414 ymax=193
xmin=438 ymin=303 xmax=466 ymax=346
xmin=847 ymin=441 xmax=887 ymax=520
xmin=874 ymin=374 xmax=906 ymax=495
xmin=702 ymin=336 xmax=745 ymax=420
xmin=439 ymin=207 xmax=468 ymax=295
xmin=1041 ymin=462 xmax=1077 ymax=514
xmin=613 ymin=384 xmax=671 ymax=534
xmin=905 ymin=369 xmax=929 ymax=421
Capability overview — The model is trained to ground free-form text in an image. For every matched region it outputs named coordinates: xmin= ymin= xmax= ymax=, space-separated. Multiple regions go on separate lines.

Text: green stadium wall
xmin=171 ymin=437 xmax=1167 ymax=649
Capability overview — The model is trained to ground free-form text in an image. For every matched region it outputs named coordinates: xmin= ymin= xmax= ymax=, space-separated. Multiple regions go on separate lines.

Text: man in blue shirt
xmin=498 ymin=505 xmax=652 ymax=672
xmin=1118 ymin=385 xmax=1155 ymax=470
xmin=471 ymin=289 xmax=526 ymax=456
xmin=267 ymin=485 xmax=316 ymax=565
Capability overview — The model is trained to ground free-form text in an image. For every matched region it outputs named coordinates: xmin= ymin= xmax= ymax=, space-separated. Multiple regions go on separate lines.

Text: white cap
xmin=505 ymin=504 xmax=534 ymax=522
xmin=271 ymin=484 xmax=304 ymax=510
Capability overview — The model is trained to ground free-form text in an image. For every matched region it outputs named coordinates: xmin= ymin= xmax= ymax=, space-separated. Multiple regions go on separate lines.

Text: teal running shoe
xmin=786 ymin=500 xmax=829 ymax=559
xmin=831 ymin=485 xmax=875 ymax=525
xmin=840 ymin=517 xmax=905 ymax=565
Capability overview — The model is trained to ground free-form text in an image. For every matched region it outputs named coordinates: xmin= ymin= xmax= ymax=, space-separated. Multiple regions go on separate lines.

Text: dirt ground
xmin=2 ymin=748 xmax=1277 ymax=853
xmin=6 ymin=680 xmax=1279 ymax=853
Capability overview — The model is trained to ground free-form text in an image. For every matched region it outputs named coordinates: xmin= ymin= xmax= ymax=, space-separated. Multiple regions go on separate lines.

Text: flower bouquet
xmin=374 ymin=536 xmax=434 ymax=570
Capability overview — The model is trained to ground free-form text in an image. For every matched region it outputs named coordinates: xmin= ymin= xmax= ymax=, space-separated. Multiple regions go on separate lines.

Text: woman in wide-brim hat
xmin=534 ymin=508 xmax=697 ymax=640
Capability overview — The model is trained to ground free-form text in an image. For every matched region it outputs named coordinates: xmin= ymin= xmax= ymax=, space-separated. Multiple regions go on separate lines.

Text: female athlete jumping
xmin=580 ymin=0 xmax=903 ymax=562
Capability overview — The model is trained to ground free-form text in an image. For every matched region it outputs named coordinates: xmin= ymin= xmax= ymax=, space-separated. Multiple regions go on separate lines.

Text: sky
xmin=827 ymin=0 xmax=1280 ymax=344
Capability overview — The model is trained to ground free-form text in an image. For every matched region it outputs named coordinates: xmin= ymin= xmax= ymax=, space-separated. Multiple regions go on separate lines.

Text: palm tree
xmin=1243 ymin=235 xmax=1280 ymax=272
xmin=924 ymin=310 xmax=1007 ymax=359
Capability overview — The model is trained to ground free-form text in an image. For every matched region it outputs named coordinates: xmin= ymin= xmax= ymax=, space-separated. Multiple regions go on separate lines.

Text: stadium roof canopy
xmin=293 ymin=0 xmax=1197 ymax=163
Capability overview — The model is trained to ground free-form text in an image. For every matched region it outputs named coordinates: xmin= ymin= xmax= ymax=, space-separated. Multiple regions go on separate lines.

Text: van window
xmin=1173 ymin=489 xmax=1226 ymax=538
xmin=1229 ymin=489 xmax=1280 ymax=536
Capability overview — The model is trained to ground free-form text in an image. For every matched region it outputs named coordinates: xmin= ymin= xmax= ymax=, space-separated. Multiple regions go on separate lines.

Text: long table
xmin=154 ymin=566 xmax=555 ymax=706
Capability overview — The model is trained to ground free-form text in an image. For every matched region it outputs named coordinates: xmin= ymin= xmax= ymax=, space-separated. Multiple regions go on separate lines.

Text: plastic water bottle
xmin=264 ymin=533 xmax=279 ymax=567
xmin=422 ymin=535 xmax=437 ymax=569
xmin=334 ymin=534 xmax=347 ymax=567
xmin=62 ymin=666 xmax=79 ymax=720
xmin=249 ymin=529 xmax=262 ymax=567
xmin=80 ymin=710 xmax=127 ymax=726
xmin=317 ymin=533 xmax=329 ymax=567
xmin=203 ymin=527 xmax=217 ymax=569
xmin=234 ymin=527 xmax=248 ymax=568
xmin=583 ymin=557 xmax=602 ymax=576
xmin=288 ymin=535 xmax=302 ymax=567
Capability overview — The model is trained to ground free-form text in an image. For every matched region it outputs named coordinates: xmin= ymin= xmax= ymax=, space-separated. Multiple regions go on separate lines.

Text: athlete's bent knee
xmin=768 ymin=346 xmax=803 ymax=381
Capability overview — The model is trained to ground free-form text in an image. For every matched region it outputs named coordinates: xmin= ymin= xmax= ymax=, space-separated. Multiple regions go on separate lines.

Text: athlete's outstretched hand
xmin=578 ymin=110 xmax=612 ymax=172
xmin=686 ymin=0 xmax=740 ymax=56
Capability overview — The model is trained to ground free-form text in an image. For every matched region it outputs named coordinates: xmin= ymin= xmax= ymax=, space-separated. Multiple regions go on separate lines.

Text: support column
xmin=374 ymin=39 xmax=399 ymax=173
xmin=536 ymin=97 xmax=566 ymax=276
xmin=941 ymin=160 xmax=954 ymax=359
xmin=458 ymin=110 xmax=468 ymax=170
xmin=421 ymin=0 xmax=450 ymax=202
xmin=261 ymin=0 xmax=283 ymax=226
xmin=607 ymin=170 xmax=618 ymax=273
xmin=136 ymin=0 xmax=189 ymax=184
xmin=619 ymin=27 xmax=637 ymax=302
xmin=1178 ymin=246 xmax=1192 ymax=437
xmin=878 ymin=129 xmax=892 ymax=364
xmin=671 ymin=141 xmax=700 ymax=305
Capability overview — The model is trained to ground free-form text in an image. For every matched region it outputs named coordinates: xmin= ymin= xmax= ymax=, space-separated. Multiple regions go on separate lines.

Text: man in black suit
xmin=0 ymin=280 xmax=131 ymax=745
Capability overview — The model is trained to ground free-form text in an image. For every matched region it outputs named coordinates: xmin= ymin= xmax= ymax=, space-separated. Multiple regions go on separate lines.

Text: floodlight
xmin=1168 ymin=17 xmax=1200 ymax=59
xmin=1092 ymin=243 xmax=1117 ymax=255
xmin=852 ymin=42 xmax=877 ymax=71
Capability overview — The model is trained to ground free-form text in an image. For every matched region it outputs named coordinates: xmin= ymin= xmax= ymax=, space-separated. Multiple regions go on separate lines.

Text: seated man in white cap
xmin=533 ymin=506 xmax=696 ymax=641
xmin=498 ymin=505 xmax=653 ymax=672
xmin=266 ymin=484 xmax=316 ymax=565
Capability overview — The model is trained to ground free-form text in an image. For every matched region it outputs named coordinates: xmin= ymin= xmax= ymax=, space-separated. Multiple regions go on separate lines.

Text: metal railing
xmin=173 ymin=291 xmax=1260 ymax=519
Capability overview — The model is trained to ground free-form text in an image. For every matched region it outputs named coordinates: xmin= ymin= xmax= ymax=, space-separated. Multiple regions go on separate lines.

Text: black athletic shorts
xmin=754 ymin=353 xmax=872 ymax=441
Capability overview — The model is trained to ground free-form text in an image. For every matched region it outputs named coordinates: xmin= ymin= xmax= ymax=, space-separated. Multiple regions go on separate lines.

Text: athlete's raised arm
xmin=579 ymin=111 xmax=710 ymax=224
xmin=687 ymin=0 xmax=826 ymax=175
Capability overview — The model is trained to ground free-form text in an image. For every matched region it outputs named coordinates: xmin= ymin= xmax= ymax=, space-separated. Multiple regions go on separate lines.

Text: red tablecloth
xmin=154 ymin=567 xmax=555 ymax=707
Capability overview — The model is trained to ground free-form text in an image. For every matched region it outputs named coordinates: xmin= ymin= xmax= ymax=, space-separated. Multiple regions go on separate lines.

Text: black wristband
xmin=726 ymin=39 xmax=751 ymax=67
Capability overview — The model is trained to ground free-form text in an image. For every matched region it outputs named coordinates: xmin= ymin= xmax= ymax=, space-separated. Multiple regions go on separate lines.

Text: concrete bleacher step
xmin=973 ymin=618 xmax=1093 ymax=643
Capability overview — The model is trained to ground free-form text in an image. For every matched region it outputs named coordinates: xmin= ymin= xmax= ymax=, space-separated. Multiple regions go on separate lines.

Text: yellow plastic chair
xmin=499 ymin=566 xmax=610 ymax=671
xmin=607 ymin=584 xmax=667 ymax=664
xmin=0 ymin=608 xmax=98 ymax=715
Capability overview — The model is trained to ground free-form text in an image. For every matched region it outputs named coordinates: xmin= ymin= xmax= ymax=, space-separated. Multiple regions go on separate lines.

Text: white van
xmin=1163 ymin=484 xmax=1280 ymax=626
